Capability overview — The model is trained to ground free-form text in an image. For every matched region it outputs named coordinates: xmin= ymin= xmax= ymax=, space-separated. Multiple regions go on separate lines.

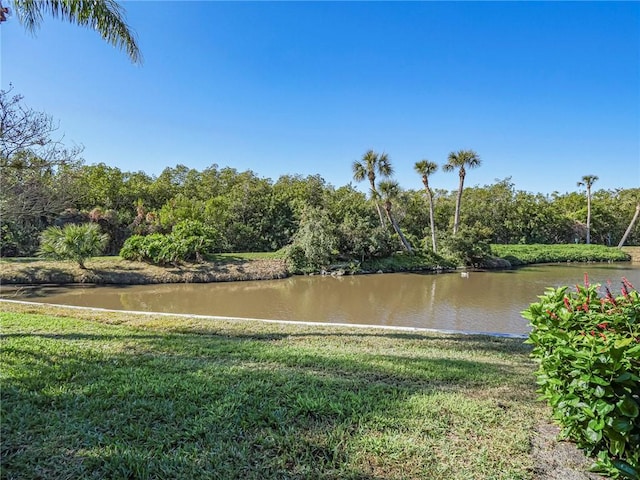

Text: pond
xmin=3 ymin=263 xmax=639 ymax=335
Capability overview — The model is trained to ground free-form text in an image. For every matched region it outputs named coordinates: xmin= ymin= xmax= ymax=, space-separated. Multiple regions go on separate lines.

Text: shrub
xmin=439 ymin=226 xmax=492 ymax=267
xmin=523 ymin=276 xmax=640 ymax=479
xmin=284 ymin=207 xmax=338 ymax=273
xmin=493 ymin=244 xmax=631 ymax=266
xmin=38 ymin=223 xmax=109 ymax=269
xmin=119 ymin=220 xmax=220 ymax=265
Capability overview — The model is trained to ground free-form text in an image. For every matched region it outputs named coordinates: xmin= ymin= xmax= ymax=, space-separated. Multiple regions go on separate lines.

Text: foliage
xmin=361 ymin=250 xmax=454 ymax=272
xmin=38 ymin=223 xmax=108 ymax=268
xmin=492 ymin=244 xmax=631 ymax=266
xmin=442 ymin=149 xmax=481 ymax=235
xmin=2 ymin=89 xmax=639 ymax=262
xmin=119 ymin=220 xmax=220 ymax=265
xmin=523 ymin=278 xmax=640 ymax=479
xmin=8 ymin=0 xmax=142 ymax=64
xmin=438 ymin=226 xmax=492 ymax=267
xmin=336 ymin=217 xmax=395 ymax=263
xmin=284 ymin=207 xmax=338 ymax=273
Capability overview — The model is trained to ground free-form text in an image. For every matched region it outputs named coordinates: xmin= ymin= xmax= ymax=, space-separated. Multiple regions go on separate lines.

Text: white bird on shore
xmin=461 ymin=272 xmax=469 ymax=278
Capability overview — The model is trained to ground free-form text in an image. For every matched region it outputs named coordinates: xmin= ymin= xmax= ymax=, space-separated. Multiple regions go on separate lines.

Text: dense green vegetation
xmin=492 ymin=244 xmax=631 ymax=266
xmin=524 ymin=278 xmax=640 ymax=479
xmin=2 ymin=89 xmax=639 ymax=270
xmin=1 ymin=303 xmax=542 ymax=479
xmin=38 ymin=222 xmax=109 ymax=269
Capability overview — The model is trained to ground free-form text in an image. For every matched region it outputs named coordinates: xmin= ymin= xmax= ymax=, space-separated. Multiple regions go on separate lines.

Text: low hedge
xmin=523 ymin=276 xmax=640 ymax=478
xmin=493 ymin=244 xmax=631 ymax=266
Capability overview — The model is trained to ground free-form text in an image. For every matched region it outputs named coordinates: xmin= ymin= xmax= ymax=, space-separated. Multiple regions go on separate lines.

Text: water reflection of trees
xmin=26 ymin=264 xmax=640 ymax=335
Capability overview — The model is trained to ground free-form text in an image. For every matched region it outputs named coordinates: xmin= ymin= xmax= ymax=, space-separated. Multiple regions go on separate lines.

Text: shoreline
xmin=0 ymin=245 xmax=634 ymax=286
xmin=0 ymin=299 xmax=529 ymax=339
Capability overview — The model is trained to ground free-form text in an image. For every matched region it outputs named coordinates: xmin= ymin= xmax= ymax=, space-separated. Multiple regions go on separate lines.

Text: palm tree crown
xmin=443 ymin=149 xmax=481 ymax=235
xmin=442 ymin=149 xmax=481 ymax=178
xmin=352 ymin=150 xmax=393 ymax=190
xmin=577 ymin=175 xmax=599 ymax=190
xmin=414 ymin=160 xmax=438 ymax=186
xmin=5 ymin=0 xmax=141 ymax=64
xmin=352 ymin=149 xmax=393 ymax=226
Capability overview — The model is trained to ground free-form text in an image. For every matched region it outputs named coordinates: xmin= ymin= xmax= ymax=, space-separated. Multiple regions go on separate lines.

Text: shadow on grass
xmin=1 ymin=323 xmax=536 ymax=479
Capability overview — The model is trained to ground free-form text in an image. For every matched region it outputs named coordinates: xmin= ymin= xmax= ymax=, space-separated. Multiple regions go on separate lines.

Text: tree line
xmin=1 ymin=88 xmax=639 ymax=263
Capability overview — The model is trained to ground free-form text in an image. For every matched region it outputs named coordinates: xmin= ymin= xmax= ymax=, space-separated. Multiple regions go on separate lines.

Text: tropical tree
xmin=352 ymin=150 xmax=393 ymax=227
xmin=577 ymin=174 xmax=598 ymax=244
xmin=442 ymin=149 xmax=481 ymax=235
xmin=39 ymin=223 xmax=108 ymax=269
xmin=378 ymin=180 xmax=412 ymax=252
xmin=618 ymin=202 xmax=640 ymax=248
xmin=1 ymin=0 xmax=141 ymax=64
xmin=414 ymin=159 xmax=438 ymax=252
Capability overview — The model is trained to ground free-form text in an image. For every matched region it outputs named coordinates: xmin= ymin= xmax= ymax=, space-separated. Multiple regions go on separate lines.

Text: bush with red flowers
xmin=523 ymin=276 xmax=639 ymax=479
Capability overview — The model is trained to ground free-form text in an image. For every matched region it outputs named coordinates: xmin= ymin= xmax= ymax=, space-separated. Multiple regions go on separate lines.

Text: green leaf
xmin=608 ymin=430 xmax=626 ymax=456
xmin=587 ymin=417 xmax=604 ymax=432
xmin=612 ymin=460 xmax=639 ymax=480
xmin=611 ymin=417 xmax=633 ymax=434
xmin=614 ymin=337 xmax=634 ymax=349
xmin=585 ymin=427 xmax=602 ymax=443
xmin=594 ymin=400 xmax=615 ymax=416
xmin=618 ymin=396 xmax=639 ymax=418
xmin=591 ymin=376 xmax=610 ymax=387
xmin=614 ymin=372 xmax=632 ymax=383
xmin=593 ymin=385 xmax=606 ymax=398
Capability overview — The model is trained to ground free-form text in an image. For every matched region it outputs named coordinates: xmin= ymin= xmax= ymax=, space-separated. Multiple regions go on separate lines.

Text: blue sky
xmin=1 ymin=1 xmax=639 ymax=194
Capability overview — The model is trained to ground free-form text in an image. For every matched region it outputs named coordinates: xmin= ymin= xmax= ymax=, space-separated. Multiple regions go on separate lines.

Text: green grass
xmin=491 ymin=244 xmax=630 ymax=266
xmin=1 ymin=303 xmax=542 ymax=479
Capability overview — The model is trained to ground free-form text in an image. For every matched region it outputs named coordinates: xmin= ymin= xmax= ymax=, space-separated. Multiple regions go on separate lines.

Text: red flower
xmin=622 ymin=277 xmax=635 ymax=291
xmin=621 ymin=285 xmax=629 ymax=300
xmin=597 ymin=322 xmax=608 ymax=330
xmin=584 ymin=273 xmax=590 ymax=288
xmin=605 ymin=287 xmax=617 ymax=306
xmin=563 ymin=297 xmax=572 ymax=311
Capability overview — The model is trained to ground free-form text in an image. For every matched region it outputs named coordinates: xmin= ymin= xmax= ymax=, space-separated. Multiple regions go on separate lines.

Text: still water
xmin=4 ymin=263 xmax=640 ymax=335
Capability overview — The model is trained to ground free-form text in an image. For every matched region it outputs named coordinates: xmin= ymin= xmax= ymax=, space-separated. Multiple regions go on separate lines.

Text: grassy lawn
xmin=1 ymin=302 xmax=544 ymax=479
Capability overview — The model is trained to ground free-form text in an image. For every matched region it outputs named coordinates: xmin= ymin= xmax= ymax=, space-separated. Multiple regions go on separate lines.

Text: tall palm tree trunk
xmin=618 ymin=203 xmax=640 ymax=248
xmin=453 ymin=172 xmax=465 ymax=235
xmin=368 ymin=180 xmax=386 ymax=227
xmin=586 ymin=186 xmax=592 ymax=244
xmin=426 ymin=188 xmax=437 ymax=253
xmin=384 ymin=204 xmax=412 ymax=252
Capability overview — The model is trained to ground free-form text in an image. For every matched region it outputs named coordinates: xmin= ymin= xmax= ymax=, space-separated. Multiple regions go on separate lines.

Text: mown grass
xmin=491 ymin=244 xmax=630 ymax=266
xmin=1 ymin=302 xmax=543 ymax=480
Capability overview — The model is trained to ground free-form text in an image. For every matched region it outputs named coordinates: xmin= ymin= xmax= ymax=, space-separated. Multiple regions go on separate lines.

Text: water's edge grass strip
xmin=0 ymin=298 xmax=528 ymax=339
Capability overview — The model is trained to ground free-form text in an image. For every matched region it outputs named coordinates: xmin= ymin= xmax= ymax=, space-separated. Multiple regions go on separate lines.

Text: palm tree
xmin=2 ymin=0 xmax=141 ymax=64
xmin=378 ymin=180 xmax=412 ymax=253
xmin=414 ymin=159 xmax=438 ymax=253
xmin=39 ymin=223 xmax=109 ymax=269
xmin=577 ymin=175 xmax=598 ymax=244
xmin=442 ymin=149 xmax=481 ymax=235
xmin=352 ymin=150 xmax=393 ymax=227
xmin=618 ymin=202 xmax=640 ymax=248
